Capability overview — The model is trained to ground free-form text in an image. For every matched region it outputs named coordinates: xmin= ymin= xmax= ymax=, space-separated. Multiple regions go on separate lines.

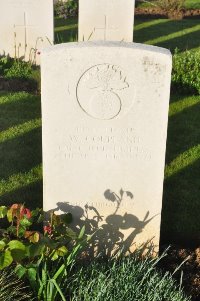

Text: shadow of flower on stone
xmin=56 ymin=188 xmax=158 ymax=257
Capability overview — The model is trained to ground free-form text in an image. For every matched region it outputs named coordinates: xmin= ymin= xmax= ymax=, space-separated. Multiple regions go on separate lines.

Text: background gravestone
xmin=42 ymin=42 xmax=172 ymax=254
xmin=0 ymin=0 xmax=54 ymax=64
xmin=79 ymin=0 xmax=135 ymax=42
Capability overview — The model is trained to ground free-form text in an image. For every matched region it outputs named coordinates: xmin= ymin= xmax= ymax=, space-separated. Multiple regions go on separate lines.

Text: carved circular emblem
xmin=76 ymin=64 xmax=130 ymax=120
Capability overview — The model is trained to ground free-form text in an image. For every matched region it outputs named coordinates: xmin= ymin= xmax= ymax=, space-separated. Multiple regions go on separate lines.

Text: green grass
xmin=134 ymin=18 xmax=200 ymax=53
xmin=0 ymin=16 xmax=200 ymax=244
xmin=68 ymin=255 xmax=190 ymax=301
xmin=54 ymin=17 xmax=78 ymax=43
xmin=161 ymin=94 xmax=200 ymax=243
xmin=0 ymin=92 xmax=42 ymax=208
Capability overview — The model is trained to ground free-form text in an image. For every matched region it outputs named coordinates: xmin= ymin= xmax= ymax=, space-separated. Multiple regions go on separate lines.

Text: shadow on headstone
xmin=49 ymin=188 xmax=158 ymax=258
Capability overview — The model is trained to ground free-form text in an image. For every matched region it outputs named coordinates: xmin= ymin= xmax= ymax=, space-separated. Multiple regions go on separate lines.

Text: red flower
xmin=44 ymin=225 xmax=52 ymax=234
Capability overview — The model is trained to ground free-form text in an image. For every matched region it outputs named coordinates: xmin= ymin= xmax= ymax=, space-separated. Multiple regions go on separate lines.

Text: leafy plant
xmin=0 ymin=268 xmax=33 ymax=301
xmin=4 ymin=60 xmax=32 ymax=80
xmin=0 ymin=56 xmax=13 ymax=76
xmin=172 ymin=49 xmax=200 ymax=95
xmin=0 ymin=204 xmax=90 ymax=301
xmin=68 ymin=253 xmax=191 ymax=301
xmin=55 ymin=0 xmax=78 ymax=19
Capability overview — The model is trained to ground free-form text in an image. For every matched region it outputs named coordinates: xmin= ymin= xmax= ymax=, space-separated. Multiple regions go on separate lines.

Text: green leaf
xmin=0 ymin=241 xmax=6 ymax=250
xmin=0 ymin=206 xmax=7 ymax=218
xmin=78 ymin=226 xmax=85 ymax=240
xmin=20 ymin=217 xmax=32 ymax=228
xmin=50 ymin=279 xmax=67 ymax=301
xmin=53 ymin=263 xmax=65 ymax=281
xmin=27 ymin=242 xmax=45 ymax=258
xmin=11 ymin=249 xmax=26 ymax=261
xmin=42 ymin=237 xmax=59 ymax=249
xmin=31 ymin=208 xmax=41 ymax=218
xmin=65 ymin=228 xmax=77 ymax=239
xmin=42 ymin=266 xmax=47 ymax=285
xmin=0 ymin=250 xmax=13 ymax=269
xmin=51 ymin=251 xmax=59 ymax=261
xmin=57 ymin=246 xmax=68 ymax=257
xmin=15 ymin=264 xmax=27 ymax=278
xmin=7 ymin=209 xmax=13 ymax=222
xmin=8 ymin=240 xmax=26 ymax=261
xmin=28 ymin=267 xmax=37 ymax=282
xmin=29 ymin=232 xmax=40 ymax=243
xmin=7 ymin=225 xmax=17 ymax=235
xmin=8 ymin=240 xmax=26 ymax=251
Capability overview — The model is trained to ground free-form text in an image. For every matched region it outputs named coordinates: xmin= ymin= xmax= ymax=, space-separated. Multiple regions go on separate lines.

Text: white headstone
xmin=79 ymin=0 xmax=135 ymax=42
xmin=0 ymin=0 xmax=54 ymax=64
xmin=42 ymin=42 xmax=172 ymax=254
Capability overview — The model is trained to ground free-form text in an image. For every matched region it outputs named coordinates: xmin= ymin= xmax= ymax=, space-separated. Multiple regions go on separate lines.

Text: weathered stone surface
xmin=42 ymin=41 xmax=172 ymax=254
xmin=0 ymin=0 xmax=54 ymax=64
xmin=79 ymin=0 xmax=135 ymax=42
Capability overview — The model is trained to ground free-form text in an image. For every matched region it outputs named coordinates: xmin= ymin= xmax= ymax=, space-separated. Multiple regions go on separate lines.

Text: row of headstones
xmin=1 ymin=0 xmax=172 ymax=253
xmin=0 ymin=0 xmax=135 ymax=64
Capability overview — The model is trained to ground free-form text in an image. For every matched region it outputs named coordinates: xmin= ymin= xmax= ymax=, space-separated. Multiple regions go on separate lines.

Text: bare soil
xmin=135 ymin=8 xmax=200 ymax=19
xmin=160 ymin=245 xmax=200 ymax=301
xmin=0 ymin=76 xmax=39 ymax=94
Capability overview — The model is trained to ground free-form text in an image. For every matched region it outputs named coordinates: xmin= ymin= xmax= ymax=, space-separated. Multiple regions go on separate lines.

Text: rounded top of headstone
xmin=41 ymin=41 xmax=172 ymax=61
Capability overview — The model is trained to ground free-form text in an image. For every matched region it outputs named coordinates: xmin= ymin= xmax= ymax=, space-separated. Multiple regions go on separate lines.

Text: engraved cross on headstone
xmin=94 ymin=15 xmax=119 ymax=41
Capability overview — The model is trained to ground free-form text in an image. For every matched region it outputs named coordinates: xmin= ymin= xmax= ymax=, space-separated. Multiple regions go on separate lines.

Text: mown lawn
xmin=0 ymin=92 xmax=42 ymax=208
xmin=0 ymin=15 xmax=200 ymax=244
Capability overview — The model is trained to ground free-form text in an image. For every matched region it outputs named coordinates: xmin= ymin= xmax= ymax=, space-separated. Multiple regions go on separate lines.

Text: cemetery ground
xmin=0 ymin=13 xmax=200 ymax=301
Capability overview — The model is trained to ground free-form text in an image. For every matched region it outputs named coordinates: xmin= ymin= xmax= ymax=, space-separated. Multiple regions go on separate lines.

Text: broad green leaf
xmin=25 ymin=231 xmax=40 ymax=243
xmin=57 ymin=246 xmax=68 ymax=257
xmin=31 ymin=208 xmax=40 ymax=218
xmin=7 ymin=209 xmax=13 ymax=222
xmin=0 ymin=241 xmax=6 ymax=250
xmin=31 ymin=232 xmax=40 ymax=243
xmin=20 ymin=217 xmax=32 ymax=228
xmin=15 ymin=264 xmax=27 ymax=278
xmin=28 ymin=267 xmax=37 ymax=282
xmin=0 ymin=206 xmax=7 ymax=218
xmin=11 ymin=249 xmax=26 ymax=261
xmin=8 ymin=240 xmax=26 ymax=261
xmin=8 ymin=240 xmax=25 ymax=251
xmin=0 ymin=250 xmax=13 ymax=269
